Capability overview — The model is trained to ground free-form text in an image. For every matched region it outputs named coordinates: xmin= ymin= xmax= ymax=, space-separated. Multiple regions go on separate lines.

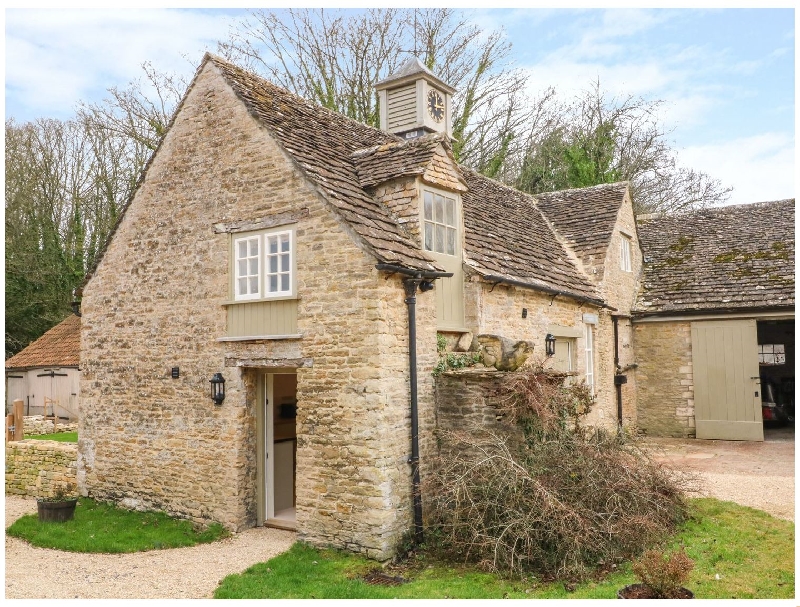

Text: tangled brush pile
xmin=424 ymin=364 xmax=691 ymax=579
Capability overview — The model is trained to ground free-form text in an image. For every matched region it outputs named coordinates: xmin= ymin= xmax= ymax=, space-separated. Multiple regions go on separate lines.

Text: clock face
xmin=427 ymin=89 xmax=445 ymax=123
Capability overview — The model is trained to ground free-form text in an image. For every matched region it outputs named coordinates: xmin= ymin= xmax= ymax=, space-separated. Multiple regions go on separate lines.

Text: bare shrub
xmin=632 ymin=547 xmax=694 ymax=598
xmin=424 ymin=364 xmax=690 ymax=580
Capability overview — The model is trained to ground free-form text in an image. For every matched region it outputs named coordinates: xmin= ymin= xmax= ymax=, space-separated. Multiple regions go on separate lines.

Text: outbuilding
xmin=5 ymin=314 xmax=81 ymax=422
xmin=633 ymin=200 xmax=795 ymax=440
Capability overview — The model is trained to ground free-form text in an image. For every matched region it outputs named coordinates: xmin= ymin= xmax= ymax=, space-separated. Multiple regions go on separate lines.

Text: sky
xmin=4 ymin=7 xmax=795 ymax=206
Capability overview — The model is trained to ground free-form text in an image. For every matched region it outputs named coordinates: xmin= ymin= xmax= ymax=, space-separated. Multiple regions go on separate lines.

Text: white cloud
xmin=678 ymin=133 xmax=795 ymax=205
xmin=5 ymin=8 xmax=240 ymax=120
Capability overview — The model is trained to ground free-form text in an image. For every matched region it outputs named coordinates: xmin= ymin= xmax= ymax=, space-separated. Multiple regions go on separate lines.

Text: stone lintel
xmin=214 ymin=208 xmax=310 ymax=234
xmin=224 ymin=357 xmax=313 ymax=368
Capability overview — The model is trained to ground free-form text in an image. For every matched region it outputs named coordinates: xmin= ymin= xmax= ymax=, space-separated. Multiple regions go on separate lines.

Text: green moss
xmin=662 ymin=236 xmax=694 ymax=266
xmin=713 ymin=243 xmax=790 ymax=264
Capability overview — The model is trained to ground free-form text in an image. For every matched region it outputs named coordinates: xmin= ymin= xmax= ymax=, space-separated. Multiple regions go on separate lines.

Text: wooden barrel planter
xmin=37 ymin=498 xmax=78 ymax=522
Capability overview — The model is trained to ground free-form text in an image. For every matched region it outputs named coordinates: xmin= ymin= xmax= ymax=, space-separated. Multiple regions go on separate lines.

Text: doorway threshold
xmin=266 ymin=518 xmax=296 ymax=531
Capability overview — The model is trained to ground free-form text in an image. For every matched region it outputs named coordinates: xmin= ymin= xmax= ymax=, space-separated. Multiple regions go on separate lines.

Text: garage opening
xmin=757 ymin=319 xmax=794 ymax=441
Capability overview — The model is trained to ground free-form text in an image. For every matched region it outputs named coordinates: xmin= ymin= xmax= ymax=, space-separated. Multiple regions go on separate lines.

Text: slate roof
xmin=535 ymin=182 xmax=630 ymax=266
xmin=352 ymin=134 xmax=446 ymax=188
xmin=5 ymin=315 xmax=81 ymax=370
xmin=635 ymin=199 xmax=795 ymax=314
xmin=461 ymin=169 xmax=602 ymax=304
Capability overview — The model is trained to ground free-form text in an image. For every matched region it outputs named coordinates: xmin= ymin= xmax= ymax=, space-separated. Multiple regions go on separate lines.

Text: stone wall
xmin=632 ymin=320 xmax=695 ymax=437
xmin=434 ymin=368 xmax=519 ymax=437
xmin=80 ymin=61 xmax=435 ymax=560
xmin=463 ymin=278 xmax=619 ymax=429
xmin=23 ymin=416 xmax=78 ymax=436
xmin=6 ymin=440 xmax=78 ymax=498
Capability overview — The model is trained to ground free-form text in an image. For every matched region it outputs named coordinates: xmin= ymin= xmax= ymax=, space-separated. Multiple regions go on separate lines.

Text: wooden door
xmin=691 ymin=319 xmax=763 ymax=441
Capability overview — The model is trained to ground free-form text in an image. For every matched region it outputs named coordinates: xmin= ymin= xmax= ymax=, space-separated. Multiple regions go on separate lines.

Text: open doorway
xmin=257 ymin=372 xmax=297 ymax=529
xmin=757 ymin=319 xmax=794 ymax=441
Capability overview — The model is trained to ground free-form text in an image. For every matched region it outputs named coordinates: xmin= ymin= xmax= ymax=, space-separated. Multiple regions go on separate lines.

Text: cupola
xmin=375 ymin=57 xmax=455 ymax=140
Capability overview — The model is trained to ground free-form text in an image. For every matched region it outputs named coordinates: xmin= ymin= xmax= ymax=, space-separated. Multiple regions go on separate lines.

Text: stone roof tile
xmin=635 ymin=199 xmax=795 ymax=314
xmin=461 ymin=169 xmax=601 ymax=304
xmin=535 ymin=182 xmax=629 ymax=266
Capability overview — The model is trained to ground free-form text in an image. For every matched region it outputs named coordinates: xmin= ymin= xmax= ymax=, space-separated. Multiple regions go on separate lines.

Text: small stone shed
xmin=633 ymin=200 xmax=795 ymax=440
xmin=5 ymin=314 xmax=81 ymax=422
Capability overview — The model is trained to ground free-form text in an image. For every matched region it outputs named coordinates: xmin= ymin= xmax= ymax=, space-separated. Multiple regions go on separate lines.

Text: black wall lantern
xmin=210 ymin=373 xmax=226 ymax=405
xmin=545 ymin=333 xmax=556 ymax=357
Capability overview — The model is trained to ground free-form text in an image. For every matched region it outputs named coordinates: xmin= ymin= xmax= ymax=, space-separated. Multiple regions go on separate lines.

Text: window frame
xmin=759 ymin=343 xmax=786 ymax=366
xmin=620 ymin=234 xmax=632 ymax=273
xmin=584 ymin=323 xmax=595 ymax=394
xmin=421 ymin=188 xmax=459 ymax=257
xmin=231 ymin=226 xmax=296 ymax=302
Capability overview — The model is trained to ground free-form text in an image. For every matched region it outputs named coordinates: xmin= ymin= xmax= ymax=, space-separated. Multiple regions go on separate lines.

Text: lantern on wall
xmin=545 ymin=333 xmax=556 ymax=358
xmin=210 ymin=373 xmax=226 ymax=405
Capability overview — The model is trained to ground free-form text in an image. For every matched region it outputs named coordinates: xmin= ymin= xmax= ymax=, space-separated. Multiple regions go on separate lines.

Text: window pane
xmin=249 ymin=239 xmax=259 ymax=257
xmin=280 ymin=234 xmax=290 ymax=252
xmin=269 ymin=256 xmax=278 ymax=273
xmin=247 ymin=259 xmax=257 ymax=275
xmin=238 ymin=241 xmax=247 ymax=259
xmin=249 ymin=277 xmax=259 ymax=294
xmin=435 ymin=224 xmax=445 ymax=253
xmin=281 ymin=254 xmax=290 ymax=272
xmin=434 ymin=195 xmax=444 ymax=223
xmin=424 ymin=192 xmax=433 ymax=220
xmin=446 ymin=227 xmax=456 ymax=255
xmin=268 ymin=237 xmax=278 ymax=254
xmin=445 ymin=197 xmax=455 ymax=226
xmin=238 ymin=278 xmax=247 ymax=295
xmin=424 ymin=223 xmax=433 ymax=251
xmin=269 ymin=275 xmax=278 ymax=292
xmin=281 ymin=274 xmax=290 ymax=291
xmin=775 ymin=344 xmax=785 ymax=354
xmin=238 ymin=259 xmax=247 ymax=277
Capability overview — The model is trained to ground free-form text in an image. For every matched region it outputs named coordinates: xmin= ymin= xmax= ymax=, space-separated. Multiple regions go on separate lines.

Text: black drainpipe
xmin=375 ymin=263 xmax=452 ymax=546
xmin=403 ymin=278 xmax=424 ymax=544
xmin=613 ymin=316 xmax=623 ymax=427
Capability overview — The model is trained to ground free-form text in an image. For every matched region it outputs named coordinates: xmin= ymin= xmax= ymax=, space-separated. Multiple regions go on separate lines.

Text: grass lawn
xmin=214 ymin=498 xmax=794 ymax=599
xmin=26 ymin=432 xmax=78 ymax=442
xmin=6 ymin=498 xmax=227 ymax=552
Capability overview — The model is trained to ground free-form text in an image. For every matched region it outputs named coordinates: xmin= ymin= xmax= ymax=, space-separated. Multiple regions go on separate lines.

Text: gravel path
xmin=5 ymin=433 xmax=793 ymax=599
xmin=4 ymin=495 xmax=295 ymax=599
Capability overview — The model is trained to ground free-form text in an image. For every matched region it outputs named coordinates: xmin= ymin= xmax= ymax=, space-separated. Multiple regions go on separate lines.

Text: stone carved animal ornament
xmin=472 ymin=334 xmax=536 ymax=371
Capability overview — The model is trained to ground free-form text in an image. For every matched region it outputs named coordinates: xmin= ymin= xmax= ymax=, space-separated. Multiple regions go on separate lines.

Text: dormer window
xmin=423 ymin=190 xmax=457 ymax=256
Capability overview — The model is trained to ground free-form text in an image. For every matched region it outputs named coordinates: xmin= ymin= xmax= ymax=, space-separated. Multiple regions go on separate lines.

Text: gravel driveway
xmin=5 ymin=429 xmax=794 ymax=599
xmin=4 ymin=496 xmax=295 ymax=599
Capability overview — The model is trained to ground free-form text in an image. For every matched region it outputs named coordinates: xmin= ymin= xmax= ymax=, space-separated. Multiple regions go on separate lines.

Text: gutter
xmin=632 ymin=305 xmax=796 ymax=322
xmin=482 ymin=274 xmax=615 ymax=311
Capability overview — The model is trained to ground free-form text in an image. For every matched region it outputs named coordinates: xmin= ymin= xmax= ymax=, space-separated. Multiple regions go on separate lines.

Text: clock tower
xmin=375 ymin=57 xmax=455 ymax=140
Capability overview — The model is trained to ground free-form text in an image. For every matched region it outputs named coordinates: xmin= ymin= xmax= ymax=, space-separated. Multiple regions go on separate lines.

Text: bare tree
xmin=5 ymin=63 xmax=186 ymax=357
xmin=219 ymin=8 xmax=532 ymax=174
xmin=514 ymin=81 xmax=732 ymax=214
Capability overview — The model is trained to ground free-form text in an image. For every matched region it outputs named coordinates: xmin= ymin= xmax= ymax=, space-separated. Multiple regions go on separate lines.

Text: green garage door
xmin=691 ymin=319 xmax=763 ymax=441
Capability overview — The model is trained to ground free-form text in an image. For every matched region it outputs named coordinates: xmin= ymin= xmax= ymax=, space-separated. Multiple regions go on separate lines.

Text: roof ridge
xmin=534 ymin=181 xmax=630 ymax=197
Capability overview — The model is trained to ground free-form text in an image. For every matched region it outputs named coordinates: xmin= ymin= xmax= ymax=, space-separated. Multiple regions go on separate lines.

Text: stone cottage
xmin=633 ymin=200 xmax=795 ymax=440
xmin=77 ymin=54 xmax=645 ymax=559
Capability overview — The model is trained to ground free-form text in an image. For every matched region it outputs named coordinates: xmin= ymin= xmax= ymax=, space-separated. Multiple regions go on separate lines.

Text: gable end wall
xmin=79 ymin=62 xmax=437 ymax=559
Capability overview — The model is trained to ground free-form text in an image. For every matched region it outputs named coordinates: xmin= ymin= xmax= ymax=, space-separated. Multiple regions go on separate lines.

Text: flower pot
xmin=618 ymin=584 xmax=694 ymax=599
xmin=37 ymin=498 xmax=78 ymax=522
